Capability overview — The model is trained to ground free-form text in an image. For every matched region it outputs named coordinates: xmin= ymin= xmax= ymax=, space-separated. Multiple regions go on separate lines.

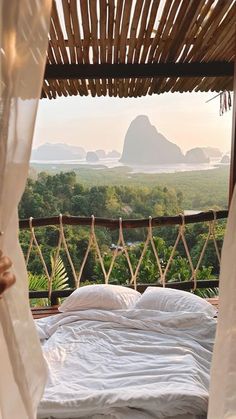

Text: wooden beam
xmin=29 ymin=279 xmax=219 ymax=302
xmin=19 ymin=210 xmax=228 ymax=230
xmin=229 ymin=31 xmax=236 ymax=205
xmin=44 ymin=62 xmax=234 ymax=80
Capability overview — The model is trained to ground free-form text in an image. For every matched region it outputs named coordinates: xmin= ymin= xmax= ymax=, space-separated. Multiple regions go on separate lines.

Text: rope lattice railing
xmin=21 ymin=210 xmax=227 ymax=302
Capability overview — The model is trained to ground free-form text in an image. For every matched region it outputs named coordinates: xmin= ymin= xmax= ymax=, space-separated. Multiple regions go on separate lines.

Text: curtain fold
xmin=208 ymin=185 xmax=236 ymax=419
xmin=0 ymin=1 xmax=52 ymax=418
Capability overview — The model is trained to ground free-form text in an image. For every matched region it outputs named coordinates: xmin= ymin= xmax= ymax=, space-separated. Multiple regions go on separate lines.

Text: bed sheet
xmin=36 ymin=309 xmax=216 ymax=419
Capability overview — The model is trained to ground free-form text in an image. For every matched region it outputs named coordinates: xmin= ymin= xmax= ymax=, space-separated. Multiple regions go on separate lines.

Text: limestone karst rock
xmin=185 ymin=148 xmax=210 ymax=164
xmin=121 ymin=115 xmax=184 ymax=164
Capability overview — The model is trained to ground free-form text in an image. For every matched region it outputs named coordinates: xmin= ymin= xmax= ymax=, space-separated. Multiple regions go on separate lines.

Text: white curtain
xmin=0 ymin=1 xmax=52 ymax=418
xmin=208 ymin=185 xmax=236 ymax=419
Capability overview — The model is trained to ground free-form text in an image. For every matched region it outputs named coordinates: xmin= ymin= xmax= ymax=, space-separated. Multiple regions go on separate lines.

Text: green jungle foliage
xmin=20 ymin=167 xmax=228 ymax=302
xmin=29 ymin=254 xmax=70 ymax=306
xmin=30 ymin=164 xmax=229 ymax=210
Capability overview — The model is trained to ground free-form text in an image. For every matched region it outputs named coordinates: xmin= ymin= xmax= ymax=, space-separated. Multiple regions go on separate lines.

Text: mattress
xmin=36 ymin=309 xmax=216 ymax=419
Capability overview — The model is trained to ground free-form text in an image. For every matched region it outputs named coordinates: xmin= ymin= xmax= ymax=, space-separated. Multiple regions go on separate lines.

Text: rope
xmin=106 ymin=217 xmax=134 ymax=285
xmin=24 ymin=211 xmax=222 ymax=295
xmin=118 ymin=218 xmax=135 ymax=282
xmin=76 ymin=215 xmax=107 ymax=287
xmin=148 ymin=217 xmax=165 ymax=286
xmin=209 ymin=210 xmax=221 ymax=263
xmin=76 ymin=217 xmax=94 ymax=288
xmin=28 ymin=217 xmax=51 ymax=285
xmin=163 ymin=219 xmax=182 ymax=284
xmin=130 ymin=217 xmax=164 ymax=288
xmin=58 ymin=214 xmax=78 ymax=287
xmin=193 ymin=210 xmax=221 ymax=286
xmin=179 ymin=214 xmax=196 ymax=290
xmin=25 ymin=233 xmax=34 ymax=267
xmin=163 ymin=214 xmax=196 ymax=289
xmin=91 ymin=216 xmax=107 ymax=283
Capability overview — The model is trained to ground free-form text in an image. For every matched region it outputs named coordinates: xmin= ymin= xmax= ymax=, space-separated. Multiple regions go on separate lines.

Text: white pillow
xmin=134 ymin=286 xmax=216 ymax=316
xmin=59 ymin=284 xmax=141 ymax=312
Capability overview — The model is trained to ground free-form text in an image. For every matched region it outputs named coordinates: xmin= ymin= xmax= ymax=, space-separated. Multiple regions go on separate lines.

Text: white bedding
xmin=36 ymin=309 xmax=216 ymax=419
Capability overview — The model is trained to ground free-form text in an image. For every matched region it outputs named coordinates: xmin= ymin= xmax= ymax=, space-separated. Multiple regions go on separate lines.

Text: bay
xmin=30 ymin=157 xmax=226 ymax=174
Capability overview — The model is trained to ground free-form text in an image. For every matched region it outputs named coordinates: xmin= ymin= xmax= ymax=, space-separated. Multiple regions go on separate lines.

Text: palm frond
xmin=50 ymin=255 xmax=70 ymax=290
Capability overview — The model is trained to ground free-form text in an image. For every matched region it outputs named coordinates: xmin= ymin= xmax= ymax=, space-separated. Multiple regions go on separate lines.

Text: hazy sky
xmin=33 ymin=92 xmax=232 ymax=154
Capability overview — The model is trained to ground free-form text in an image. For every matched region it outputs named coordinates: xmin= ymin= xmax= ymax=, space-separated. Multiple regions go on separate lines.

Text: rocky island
xmin=121 ymin=115 xmax=184 ymax=164
xmin=121 ymin=116 xmax=218 ymax=165
xmin=185 ymin=148 xmax=209 ymax=164
xmin=31 ymin=143 xmax=86 ymax=160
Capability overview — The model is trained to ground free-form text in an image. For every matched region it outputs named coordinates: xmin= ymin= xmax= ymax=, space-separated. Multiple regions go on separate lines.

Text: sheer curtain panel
xmin=208 ymin=185 xmax=236 ymax=418
xmin=0 ymin=1 xmax=52 ymax=418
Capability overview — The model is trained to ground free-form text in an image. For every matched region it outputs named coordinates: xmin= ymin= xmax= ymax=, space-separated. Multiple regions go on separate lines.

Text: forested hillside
xmin=25 ymin=165 xmax=229 ymax=217
xmin=19 ymin=171 xmax=184 ymax=219
xmin=19 ymin=169 xmax=227 ymax=298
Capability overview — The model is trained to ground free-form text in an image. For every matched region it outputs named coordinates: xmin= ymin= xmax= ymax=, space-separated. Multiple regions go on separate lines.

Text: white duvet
xmin=36 ymin=309 xmax=216 ymax=419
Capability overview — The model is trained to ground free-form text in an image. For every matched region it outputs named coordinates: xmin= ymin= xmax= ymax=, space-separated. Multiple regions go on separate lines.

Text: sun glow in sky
xmin=33 ymin=92 xmax=232 ymax=154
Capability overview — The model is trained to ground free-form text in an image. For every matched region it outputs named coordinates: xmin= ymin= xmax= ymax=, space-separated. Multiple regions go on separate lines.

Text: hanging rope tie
xmin=148 ymin=217 xmax=165 ymax=286
xmin=219 ymin=90 xmax=231 ymax=115
xmin=27 ymin=217 xmax=51 ymax=286
xmin=130 ymin=217 xmax=164 ymax=288
xmin=228 ymin=91 xmax=232 ymax=110
xmin=179 ymin=214 xmax=196 ymax=291
xmin=76 ymin=215 xmax=107 ymax=287
xmin=163 ymin=214 xmax=195 ymax=289
xmin=220 ymin=92 xmax=223 ymax=115
xmin=223 ymin=91 xmax=227 ymax=113
xmin=106 ymin=217 xmax=134 ymax=285
xmin=130 ymin=217 xmax=153 ymax=290
xmin=76 ymin=216 xmax=94 ymax=288
xmin=26 ymin=221 xmax=34 ymax=267
xmin=90 ymin=215 xmax=108 ymax=283
xmin=163 ymin=220 xmax=182 ymax=283
xmin=209 ymin=210 xmax=221 ymax=264
xmin=118 ymin=218 xmax=134 ymax=280
xmin=194 ymin=210 xmax=221 ymax=286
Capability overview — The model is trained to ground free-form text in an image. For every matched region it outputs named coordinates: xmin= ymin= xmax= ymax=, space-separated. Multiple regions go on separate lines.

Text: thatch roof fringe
xmin=43 ymin=0 xmax=236 ymax=99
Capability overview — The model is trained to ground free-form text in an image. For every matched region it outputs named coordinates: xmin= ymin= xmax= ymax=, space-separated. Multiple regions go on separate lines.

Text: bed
xmin=36 ymin=285 xmax=217 ymax=419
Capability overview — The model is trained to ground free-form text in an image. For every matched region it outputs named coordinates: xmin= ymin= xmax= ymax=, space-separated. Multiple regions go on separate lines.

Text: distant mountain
xmin=86 ymin=151 xmax=99 ymax=162
xmin=185 ymin=148 xmax=209 ymax=163
xmin=95 ymin=149 xmax=121 ymax=159
xmin=107 ymin=150 xmax=121 ymax=158
xmin=31 ymin=143 xmax=86 ymax=160
xmin=121 ymin=115 xmax=184 ymax=164
xmin=221 ymin=155 xmax=230 ymax=164
xmin=201 ymin=147 xmax=222 ymax=158
xmin=96 ymin=149 xmax=106 ymax=159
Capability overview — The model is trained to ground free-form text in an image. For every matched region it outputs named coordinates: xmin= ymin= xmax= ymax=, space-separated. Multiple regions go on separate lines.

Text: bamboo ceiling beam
xmin=44 ymin=62 xmax=234 ymax=80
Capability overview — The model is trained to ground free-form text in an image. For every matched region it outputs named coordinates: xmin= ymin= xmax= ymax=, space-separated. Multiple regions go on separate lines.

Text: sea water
xmin=30 ymin=157 xmax=227 ymax=174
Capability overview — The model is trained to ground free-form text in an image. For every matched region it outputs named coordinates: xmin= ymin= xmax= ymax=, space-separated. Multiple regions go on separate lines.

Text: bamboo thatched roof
xmin=43 ymin=0 xmax=236 ymax=99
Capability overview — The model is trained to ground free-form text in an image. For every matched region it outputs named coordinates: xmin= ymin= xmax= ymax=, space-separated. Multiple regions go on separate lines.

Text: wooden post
xmin=229 ymin=30 xmax=236 ymax=205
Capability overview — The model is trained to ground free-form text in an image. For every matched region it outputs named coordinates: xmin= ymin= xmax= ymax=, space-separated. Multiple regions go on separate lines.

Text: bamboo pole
xmin=229 ymin=26 xmax=236 ymax=205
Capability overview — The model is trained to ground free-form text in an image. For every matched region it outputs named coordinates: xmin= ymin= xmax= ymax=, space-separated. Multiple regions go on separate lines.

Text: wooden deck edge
xmin=31 ymin=297 xmax=219 ymax=319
